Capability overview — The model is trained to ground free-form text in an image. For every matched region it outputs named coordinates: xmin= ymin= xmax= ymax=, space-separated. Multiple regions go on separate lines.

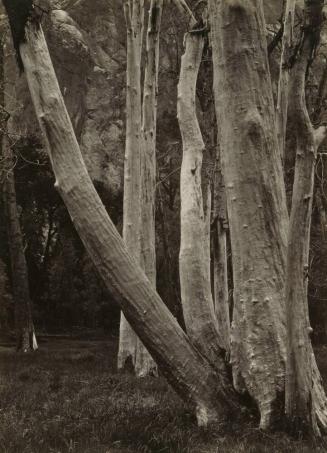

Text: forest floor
xmin=1 ymin=337 xmax=327 ymax=453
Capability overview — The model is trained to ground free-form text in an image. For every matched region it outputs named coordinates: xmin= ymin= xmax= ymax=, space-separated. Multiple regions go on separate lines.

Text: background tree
xmin=118 ymin=0 xmax=145 ymax=373
xmin=0 ymin=30 xmax=37 ymax=352
xmin=136 ymin=0 xmax=163 ymax=377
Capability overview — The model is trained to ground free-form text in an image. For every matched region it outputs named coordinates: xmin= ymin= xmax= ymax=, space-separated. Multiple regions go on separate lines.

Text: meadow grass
xmin=1 ymin=337 xmax=327 ymax=452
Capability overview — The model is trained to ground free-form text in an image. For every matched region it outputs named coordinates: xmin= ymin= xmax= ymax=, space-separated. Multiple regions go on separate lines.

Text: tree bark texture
xmin=213 ymin=151 xmax=230 ymax=353
xmin=285 ymin=0 xmax=327 ymax=435
xmin=17 ymin=17 xmax=236 ymax=427
xmin=135 ymin=0 xmax=163 ymax=377
xmin=177 ymin=30 xmax=228 ymax=371
xmin=204 ymin=181 xmax=212 ymax=295
xmin=276 ymin=0 xmax=296 ymax=162
xmin=209 ymin=0 xmax=289 ymax=429
xmin=118 ymin=0 xmax=146 ymax=373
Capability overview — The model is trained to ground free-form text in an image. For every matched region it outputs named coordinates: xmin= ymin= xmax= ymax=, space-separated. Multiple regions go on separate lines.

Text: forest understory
xmin=0 ymin=336 xmax=327 ymax=453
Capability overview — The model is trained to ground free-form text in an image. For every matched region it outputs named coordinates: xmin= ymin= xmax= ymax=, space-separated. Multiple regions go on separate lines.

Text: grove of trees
xmin=3 ymin=0 xmax=327 ymax=440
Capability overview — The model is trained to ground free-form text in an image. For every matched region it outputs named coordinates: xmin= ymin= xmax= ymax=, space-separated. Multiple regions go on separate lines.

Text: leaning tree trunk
xmin=285 ymin=0 xmax=327 ymax=435
xmin=11 ymin=9 xmax=237 ymax=427
xmin=213 ymin=150 xmax=230 ymax=353
xmin=177 ymin=29 xmax=228 ymax=370
xmin=135 ymin=0 xmax=163 ymax=378
xmin=1 ymin=36 xmax=37 ymax=352
xmin=209 ymin=0 xmax=289 ymax=429
xmin=276 ymin=0 xmax=296 ymax=162
xmin=118 ymin=0 xmax=146 ymax=372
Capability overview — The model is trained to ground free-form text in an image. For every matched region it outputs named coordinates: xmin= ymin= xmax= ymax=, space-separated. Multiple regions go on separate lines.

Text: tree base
xmin=16 ymin=329 xmax=38 ymax=353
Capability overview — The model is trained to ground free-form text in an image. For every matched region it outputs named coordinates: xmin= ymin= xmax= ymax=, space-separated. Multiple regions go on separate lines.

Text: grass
xmin=1 ymin=338 xmax=327 ymax=452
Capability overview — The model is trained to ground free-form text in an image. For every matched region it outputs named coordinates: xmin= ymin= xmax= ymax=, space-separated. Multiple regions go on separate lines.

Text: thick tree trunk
xmin=177 ymin=30 xmax=227 ymax=371
xmin=213 ymin=152 xmax=230 ymax=353
xmin=1 ymin=38 xmax=37 ymax=352
xmin=16 ymin=16 xmax=236 ymax=427
xmin=135 ymin=0 xmax=163 ymax=377
xmin=209 ymin=0 xmax=289 ymax=429
xmin=285 ymin=0 xmax=327 ymax=435
xmin=118 ymin=0 xmax=145 ymax=372
xmin=276 ymin=0 xmax=296 ymax=162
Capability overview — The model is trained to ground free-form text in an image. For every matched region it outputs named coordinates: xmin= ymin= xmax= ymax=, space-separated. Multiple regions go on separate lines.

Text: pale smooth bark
xmin=213 ymin=153 xmax=230 ymax=353
xmin=209 ymin=0 xmax=289 ymax=429
xmin=135 ymin=0 xmax=163 ymax=378
xmin=276 ymin=0 xmax=296 ymax=161
xmin=285 ymin=0 xmax=327 ymax=434
xmin=118 ymin=0 xmax=145 ymax=372
xmin=17 ymin=17 xmax=236 ymax=427
xmin=178 ymin=30 xmax=227 ymax=370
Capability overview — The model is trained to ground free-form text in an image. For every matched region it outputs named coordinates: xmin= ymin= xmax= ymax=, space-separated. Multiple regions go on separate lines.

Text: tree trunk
xmin=1 ymin=37 xmax=37 ymax=352
xmin=118 ymin=0 xmax=145 ymax=373
xmin=2 ymin=135 xmax=38 ymax=352
xmin=213 ymin=151 xmax=230 ymax=353
xmin=135 ymin=0 xmax=163 ymax=378
xmin=276 ymin=0 xmax=296 ymax=162
xmin=285 ymin=0 xmax=327 ymax=435
xmin=204 ymin=181 xmax=212 ymax=294
xmin=316 ymin=189 xmax=326 ymax=239
xmin=209 ymin=0 xmax=289 ymax=429
xmin=15 ymin=14 xmax=236 ymax=427
xmin=177 ymin=30 xmax=227 ymax=371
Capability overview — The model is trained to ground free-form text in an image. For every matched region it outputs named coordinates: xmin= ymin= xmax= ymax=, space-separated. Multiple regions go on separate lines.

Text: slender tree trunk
xmin=1 ymin=36 xmax=37 ymax=352
xmin=2 ymin=136 xmax=38 ymax=352
xmin=14 ymin=13 xmax=237 ymax=427
xmin=213 ymin=151 xmax=230 ymax=353
xmin=313 ymin=59 xmax=327 ymax=124
xmin=177 ymin=29 xmax=228 ymax=371
xmin=157 ymin=184 xmax=181 ymax=320
xmin=285 ymin=0 xmax=327 ymax=435
xmin=316 ymin=189 xmax=326 ymax=239
xmin=135 ymin=0 xmax=163 ymax=377
xmin=209 ymin=0 xmax=289 ymax=429
xmin=118 ymin=0 xmax=145 ymax=372
xmin=204 ymin=181 xmax=212 ymax=293
xmin=276 ymin=0 xmax=296 ymax=162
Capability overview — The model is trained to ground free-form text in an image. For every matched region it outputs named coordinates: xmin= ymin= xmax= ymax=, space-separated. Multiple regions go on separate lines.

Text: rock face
xmin=63 ymin=0 xmax=125 ymax=196
xmin=6 ymin=0 xmax=125 ymax=197
xmin=3 ymin=0 xmax=287 ymax=198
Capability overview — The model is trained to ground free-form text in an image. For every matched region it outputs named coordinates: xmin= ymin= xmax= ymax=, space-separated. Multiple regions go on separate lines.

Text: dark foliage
xmin=2 ymin=0 xmax=35 ymax=71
